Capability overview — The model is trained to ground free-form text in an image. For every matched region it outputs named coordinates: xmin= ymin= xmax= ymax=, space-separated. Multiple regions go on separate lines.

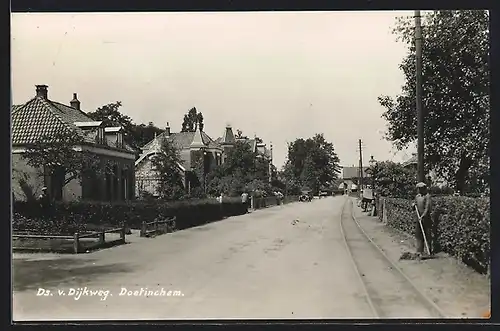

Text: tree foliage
xmin=379 ymin=10 xmax=489 ymax=193
xmin=206 ymin=141 xmax=272 ymax=196
xmin=235 ymin=129 xmax=248 ymax=139
xmin=151 ymin=138 xmax=185 ymax=200
xmin=284 ymin=134 xmax=341 ymax=194
xmin=22 ymin=130 xmax=104 ymax=188
xmin=87 ymin=101 xmax=132 ymax=131
xmin=181 ymin=107 xmax=204 ymax=132
xmin=368 ymin=161 xmax=417 ymax=200
xmin=130 ymin=122 xmax=164 ymax=150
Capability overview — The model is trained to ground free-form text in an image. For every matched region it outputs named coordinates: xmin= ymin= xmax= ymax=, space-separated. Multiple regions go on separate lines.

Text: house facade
xmin=12 ymin=85 xmax=137 ymax=202
xmin=135 ymin=123 xmax=273 ymax=197
xmin=135 ymin=123 xmax=223 ymax=197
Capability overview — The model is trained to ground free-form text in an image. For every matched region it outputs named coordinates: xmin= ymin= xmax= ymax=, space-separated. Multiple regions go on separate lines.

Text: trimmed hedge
xmin=378 ymin=196 xmax=490 ymax=274
xmin=13 ymin=198 xmax=248 ymax=235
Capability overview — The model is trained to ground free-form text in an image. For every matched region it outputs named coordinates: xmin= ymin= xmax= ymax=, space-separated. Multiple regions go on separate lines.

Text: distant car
xmin=299 ymin=191 xmax=312 ymax=202
xmin=319 ymin=191 xmax=328 ymax=198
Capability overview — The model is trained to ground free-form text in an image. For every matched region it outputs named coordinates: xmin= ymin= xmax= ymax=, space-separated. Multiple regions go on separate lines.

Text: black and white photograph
xmin=11 ymin=10 xmax=490 ymax=320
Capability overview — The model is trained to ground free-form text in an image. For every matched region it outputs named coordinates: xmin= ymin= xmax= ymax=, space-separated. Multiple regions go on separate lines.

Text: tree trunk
xmin=455 ymin=153 xmax=472 ymax=194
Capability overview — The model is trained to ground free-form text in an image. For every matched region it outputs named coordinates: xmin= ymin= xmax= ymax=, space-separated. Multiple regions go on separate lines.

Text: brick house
xmin=135 ymin=123 xmax=223 ymax=197
xmin=12 ymin=85 xmax=137 ymax=202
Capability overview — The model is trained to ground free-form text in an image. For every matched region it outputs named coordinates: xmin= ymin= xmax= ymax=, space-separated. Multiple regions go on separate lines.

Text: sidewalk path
xmin=351 ymin=199 xmax=490 ymax=318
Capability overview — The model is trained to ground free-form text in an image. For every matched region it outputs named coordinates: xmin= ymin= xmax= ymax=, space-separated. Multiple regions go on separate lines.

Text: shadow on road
xmin=13 ymin=258 xmax=133 ymax=291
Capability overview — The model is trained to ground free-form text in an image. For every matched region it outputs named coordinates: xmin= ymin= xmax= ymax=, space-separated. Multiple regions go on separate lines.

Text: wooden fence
xmin=12 ymin=225 xmax=127 ymax=254
xmin=140 ymin=216 xmax=177 ymax=238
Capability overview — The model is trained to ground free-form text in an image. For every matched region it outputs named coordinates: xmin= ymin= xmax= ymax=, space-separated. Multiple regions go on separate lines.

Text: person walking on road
xmin=412 ymin=182 xmax=432 ymax=256
xmin=241 ymin=191 xmax=249 ymax=213
xmin=38 ymin=187 xmax=52 ymax=220
xmin=217 ymin=192 xmax=225 ymax=217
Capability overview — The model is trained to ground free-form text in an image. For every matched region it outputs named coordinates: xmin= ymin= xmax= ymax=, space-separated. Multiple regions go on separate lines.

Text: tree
xmin=22 ymin=130 xmax=104 ymax=191
xmin=181 ymin=107 xmax=204 ymax=132
xmin=151 ymin=138 xmax=185 ymax=200
xmin=378 ymin=10 xmax=489 ymax=193
xmin=87 ymin=101 xmax=132 ymax=132
xmin=368 ymin=161 xmax=417 ymax=199
xmin=206 ymin=141 xmax=272 ymax=196
xmin=285 ymin=134 xmax=341 ymax=194
xmin=129 ymin=122 xmax=164 ymax=150
xmin=235 ymin=129 xmax=248 ymax=139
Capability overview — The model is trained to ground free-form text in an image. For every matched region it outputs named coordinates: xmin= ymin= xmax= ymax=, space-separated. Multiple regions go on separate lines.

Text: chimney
xmin=165 ymin=122 xmax=171 ymax=136
xmin=70 ymin=93 xmax=81 ymax=110
xmin=35 ymin=85 xmax=48 ymax=99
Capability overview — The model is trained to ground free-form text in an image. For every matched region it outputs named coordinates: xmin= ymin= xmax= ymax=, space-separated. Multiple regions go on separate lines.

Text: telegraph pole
xmin=415 ymin=10 xmax=425 ymax=183
xmin=358 ymin=139 xmax=364 ymax=192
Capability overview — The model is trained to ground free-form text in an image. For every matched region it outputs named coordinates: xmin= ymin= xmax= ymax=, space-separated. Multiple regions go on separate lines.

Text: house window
xmin=113 ymin=165 xmax=119 ymax=200
xmin=117 ymin=132 xmax=123 ymax=149
xmin=122 ymin=167 xmax=128 ymax=200
xmin=105 ymin=169 xmax=112 ymax=201
xmin=97 ymin=127 xmax=105 ymax=144
xmin=128 ymin=171 xmax=134 ymax=199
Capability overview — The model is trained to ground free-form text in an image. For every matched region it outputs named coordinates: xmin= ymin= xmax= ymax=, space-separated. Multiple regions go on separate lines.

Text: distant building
xmin=214 ymin=125 xmax=273 ymax=163
xmin=402 ymin=153 xmax=447 ymax=188
xmin=135 ymin=123 xmax=222 ymax=197
xmin=135 ymin=123 xmax=273 ymax=197
xmin=341 ymin=166 xmax=369 ymax=190
xmin=12 ymin=85 xmax=136 ymax=202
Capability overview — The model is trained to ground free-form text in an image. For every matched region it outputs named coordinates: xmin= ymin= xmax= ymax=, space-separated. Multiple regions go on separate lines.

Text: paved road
xmin=13 ymin=196 xmax=375 ymax=321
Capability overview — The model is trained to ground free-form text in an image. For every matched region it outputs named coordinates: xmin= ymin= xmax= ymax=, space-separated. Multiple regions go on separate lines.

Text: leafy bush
xmin=12 ymin=212 xmax=88 ymax=235
xmin=13 ymin=198 xmax=248 ymax=234
xmin=378 ymin=196 xmax=490 ymax=273
xmin=428 ymin=185 xmax=454 ymax=195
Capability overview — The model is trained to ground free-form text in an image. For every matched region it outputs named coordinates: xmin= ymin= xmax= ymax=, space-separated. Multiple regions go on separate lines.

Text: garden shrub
xmin=13 ymin=198 xmax=248 ymax=234
xmin=380 ymin=196 xmax=490 ymax=273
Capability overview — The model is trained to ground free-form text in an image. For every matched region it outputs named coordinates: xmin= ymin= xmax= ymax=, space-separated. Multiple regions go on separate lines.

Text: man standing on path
xmin=412 ymin=182 xmax=432 ymax=256
xmin=241 ymin=191 xmax=249 ymax=213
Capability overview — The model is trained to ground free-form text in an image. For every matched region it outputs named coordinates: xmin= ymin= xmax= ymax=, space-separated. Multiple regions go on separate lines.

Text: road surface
xmin=12 ymin=196 xmax=397 ymax=320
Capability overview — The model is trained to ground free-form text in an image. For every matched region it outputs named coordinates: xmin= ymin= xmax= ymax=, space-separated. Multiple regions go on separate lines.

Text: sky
xmin=11 ymin=11 xmax=418 ymax=170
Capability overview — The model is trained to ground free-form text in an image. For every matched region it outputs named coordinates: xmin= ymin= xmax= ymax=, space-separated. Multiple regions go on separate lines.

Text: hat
xmin=41 ymin=187 xmax=47 ymax=191
xmin=416 ymin=182 xmax=427 ymax=188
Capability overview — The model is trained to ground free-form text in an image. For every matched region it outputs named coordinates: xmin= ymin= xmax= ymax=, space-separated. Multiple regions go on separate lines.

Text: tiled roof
xmin=12 ymin=97 xmax=93 ymax=145
xmin=12 ymin=96 xmax=135 ymax=153
xmin=342 ymin=166 xmax=369 ymax=179
xmin=141 ymin=130 xmax=220 ymax=151
xmin=235 ymin=138 xmax=257 ymax=152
